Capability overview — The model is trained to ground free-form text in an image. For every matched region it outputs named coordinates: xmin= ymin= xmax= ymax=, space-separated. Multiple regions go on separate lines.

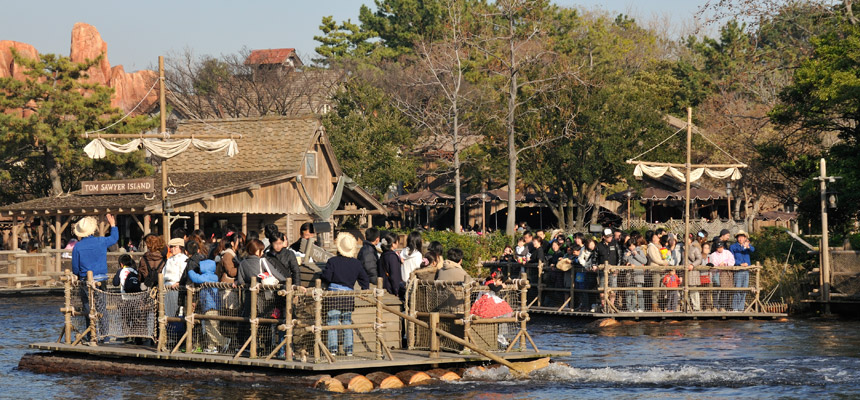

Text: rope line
xmin=696 ymin=129 xmax=746 ymax=165
xmin=84 ymin=78 xmax=160 ymax=137
xmin=629 ymin=125 xmax=685 ymax=161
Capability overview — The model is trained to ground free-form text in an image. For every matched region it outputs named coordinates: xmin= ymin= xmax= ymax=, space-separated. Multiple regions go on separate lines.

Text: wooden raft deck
xmin=29 ymin=342 xmax=567 ymax=372
xmin=530 ymin=306 xmax=787 ymax=320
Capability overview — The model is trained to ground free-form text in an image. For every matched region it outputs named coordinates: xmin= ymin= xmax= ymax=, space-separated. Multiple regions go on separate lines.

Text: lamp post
xmin=726 ymin=182 xmax=733 ymax=221
xmin=626 ymin=191 xmax=632 ymax=230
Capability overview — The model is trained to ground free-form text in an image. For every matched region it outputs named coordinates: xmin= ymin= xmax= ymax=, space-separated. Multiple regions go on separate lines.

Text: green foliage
xmin=313 ymin=16 xmax=377 ymax=64
xmin=0 ymin=50 xmax=155 ymax=204
xmin=323 ymin=77 xmax=417 ymax=198
xmin=418 ymin=230 xmax=512 ymax=276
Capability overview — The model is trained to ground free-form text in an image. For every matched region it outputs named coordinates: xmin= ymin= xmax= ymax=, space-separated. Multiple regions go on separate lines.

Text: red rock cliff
xmin=0 ymin=23 xmax=157 ymax=114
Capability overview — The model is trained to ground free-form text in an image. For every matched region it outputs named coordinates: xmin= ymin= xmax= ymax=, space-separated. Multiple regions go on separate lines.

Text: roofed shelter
xmin=0 ymin=116 xmax=386 ymax=269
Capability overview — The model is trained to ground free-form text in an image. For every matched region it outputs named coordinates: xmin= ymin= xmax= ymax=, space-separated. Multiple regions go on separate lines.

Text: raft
xmin=21 ymin=270 xmax=567 ymax=392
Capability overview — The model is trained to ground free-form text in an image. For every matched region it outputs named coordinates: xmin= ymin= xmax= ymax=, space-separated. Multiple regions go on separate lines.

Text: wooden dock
xmin=29 ymin=342 xmax=566 ymax=373
xmin=530 ymin=306 xmax=787 ymax=320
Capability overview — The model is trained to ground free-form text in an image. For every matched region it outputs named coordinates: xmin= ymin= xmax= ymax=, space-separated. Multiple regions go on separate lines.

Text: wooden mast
xmin=159 ymin=56 xmax=169 ymax=244
xmin=684 ymin=107 xmax=692 ymax=310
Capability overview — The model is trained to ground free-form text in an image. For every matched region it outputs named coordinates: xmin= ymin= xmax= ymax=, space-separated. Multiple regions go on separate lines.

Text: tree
xmin=0 ymin=50 xmax=154 ymax=203
xmin=322 ymin=76 xmax=418 ymax=198
xmin=770 ymin=15 xmax=860 ymax=227
xmin=385 ymin=0 xmax=484 ymax=233
xmin=165 ymin=48 xmax=344 ymax=119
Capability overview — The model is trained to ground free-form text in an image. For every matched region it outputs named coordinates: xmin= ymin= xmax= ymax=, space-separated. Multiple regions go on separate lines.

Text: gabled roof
xmin=169 ymin=116 xmax=320 ymax=173
xmin=244 ymin=48 xmax=302 ymax=66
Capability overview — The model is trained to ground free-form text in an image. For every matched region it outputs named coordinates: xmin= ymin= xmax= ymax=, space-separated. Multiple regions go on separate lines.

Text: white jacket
xmin=400 ymin=248 xmax=423 ymax=280
xmin=163 ymin=253 xmax=188 ymax=286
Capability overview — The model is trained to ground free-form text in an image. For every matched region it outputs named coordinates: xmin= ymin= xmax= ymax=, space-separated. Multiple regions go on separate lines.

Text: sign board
xmin=80 ymin=178 xmax=155 ymax=196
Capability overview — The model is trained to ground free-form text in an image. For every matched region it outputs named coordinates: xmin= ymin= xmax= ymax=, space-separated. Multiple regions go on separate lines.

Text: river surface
xmin=2 ymin=295 xmax=859 ymax=399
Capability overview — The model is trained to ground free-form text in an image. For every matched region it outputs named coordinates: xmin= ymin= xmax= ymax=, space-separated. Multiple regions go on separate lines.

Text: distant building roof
xmin=244 ymin=48 xmax=303 ymax=67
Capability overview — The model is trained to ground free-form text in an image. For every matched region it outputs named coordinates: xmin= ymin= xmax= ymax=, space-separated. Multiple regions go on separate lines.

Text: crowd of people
xmin=496 ymin=226 xmax=756 ymax=313
xmin=68 ymin=218 xmax=509 ymax=355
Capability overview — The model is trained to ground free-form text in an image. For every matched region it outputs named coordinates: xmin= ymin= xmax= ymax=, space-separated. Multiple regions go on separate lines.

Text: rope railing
xmin=483 ymin=261 xmax=767 ymax=315
xmin=57 ymin=269 xmax=540 ymax=363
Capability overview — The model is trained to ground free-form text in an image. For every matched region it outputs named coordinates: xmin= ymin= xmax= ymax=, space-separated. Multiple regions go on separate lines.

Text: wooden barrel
xmin=334 ymin=373 xmax=373 ymax=393
xmin=365 ymin=371 xmax=405 ymax=389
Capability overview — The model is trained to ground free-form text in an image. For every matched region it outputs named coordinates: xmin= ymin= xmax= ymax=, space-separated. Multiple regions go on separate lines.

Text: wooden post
xmin=11 ymin=216 xmax=18 ymax=251
xmin=54 ymin=216 xmax=62 ymax=274
xmin=313 ymin=279 xmax=323 ymax=363
xmin=429 ymin=312 xmax=440 ymax=358
xmin=285 ymin=278 xmax=294 ymax=361
xmin=755 ymin=262 xmax=762 ymax=313
xmin=375 ymin=277 xmax=384 ymax=360
xmin=684 ymin=260 xmax=690 ymax=313
xmin=520 ymin=273 xmax=527 ymax=350
xmin=157 ymin=273 xmax=167 ymax=352
xmin=63 ymin=269 xmax=72 ymax=345
xmin=185 ymin=284 xmax=194 ymax=352
xmin=193 ymin=212 xmax=200 ymax=231
xmin=158 ymin=56 xmax=169 ymax=245
xmin=86 ymin=270 xmax=97 ymax=346
xmin=819 ymin=158 xmax=832 ymax=314
xmin=536 ymin=262 xmax=543 ymax=307
xmin=249 ymin=276 xmax=258 ymax=359
xmin=143 ymin=214 xmax=151 ymax=235
xmin=603 ymin=262 xmax=610 ymax=313
xmin=569 ymin=264 xmax=575 ymax=311
xmin=520 ymin=274 xmax=528 ymax=351
xmin=463 ymin=282 xmax=472 ymax=345
xmin=683 ymin=107 xmax=692 ymax=313
xmin=241 ymin=213 xmax=248 ymax=236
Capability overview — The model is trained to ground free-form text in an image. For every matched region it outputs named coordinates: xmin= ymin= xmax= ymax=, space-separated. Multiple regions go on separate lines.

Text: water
xmin=3 ymin=296 xmax=860 ymax=399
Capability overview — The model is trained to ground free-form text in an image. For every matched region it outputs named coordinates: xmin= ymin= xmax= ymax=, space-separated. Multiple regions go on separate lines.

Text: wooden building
xmin=0 ymin=116 xmax=387 ymax=257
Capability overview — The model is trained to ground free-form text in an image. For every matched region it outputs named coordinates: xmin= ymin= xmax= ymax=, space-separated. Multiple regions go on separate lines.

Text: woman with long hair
xmin=400 ymin=231 xmax=423 ymax=280
xmin=377 ymin=232 xmax=404 ymax=297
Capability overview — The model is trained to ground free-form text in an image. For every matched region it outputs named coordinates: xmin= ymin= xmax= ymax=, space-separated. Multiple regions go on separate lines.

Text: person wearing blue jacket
xmin=71 ymin=214 xmax=117 ymax=342
xmin=730 ymin=230 xmax=756 ymax=312
xmin=188 ymin=256 xmax=229 ymax=353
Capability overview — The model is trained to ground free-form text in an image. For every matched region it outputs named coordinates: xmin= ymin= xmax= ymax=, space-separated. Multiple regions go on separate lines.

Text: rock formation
xmin=0 ymin=23 xmax=157 ymax=114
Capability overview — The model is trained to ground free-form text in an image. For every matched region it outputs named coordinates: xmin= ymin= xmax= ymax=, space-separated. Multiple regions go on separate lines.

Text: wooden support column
xmin=241 ymin=213 xmax=248 ymax=236
xmin=193 ymin=212 xmax=200 ymax=231
xmin=144 ymin=215 xmax=151 ymax=235
xmin=54 ymin=216 xmax=62 ymax=274
xmin=11 ymin=216 xmax=19 ymax=251
xmin=429 ymin=312 xmax=440 ymax=358
xmin=63 ymin=269 xmax=72 ymax=345
xmin=249 ymin=276 xmax=258 ymax=359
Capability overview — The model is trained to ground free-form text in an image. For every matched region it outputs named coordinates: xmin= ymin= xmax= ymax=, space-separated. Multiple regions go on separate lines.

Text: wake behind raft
xmin=20 ymin=271 xmax=567 ymax=392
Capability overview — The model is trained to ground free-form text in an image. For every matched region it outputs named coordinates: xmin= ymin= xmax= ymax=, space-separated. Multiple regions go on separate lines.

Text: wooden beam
xmin=626 ymin=160 xmax=747 ymax=169
xmin=130 ymin=214 xmax=145 ymax=232
xmin=193 ymin=212 xmax=200 ymax=231
xmin=82 ymin=133 xmax=237 ymax=139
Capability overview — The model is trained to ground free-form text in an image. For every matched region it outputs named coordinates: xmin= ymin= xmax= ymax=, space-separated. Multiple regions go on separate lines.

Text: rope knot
xmin=312 ymin=288 xmax=323 ymax=302
xmin=374 ymin=288 xmax=386 ymax=298
xmin=184 ymin=315 xmax=195 ymax=325
xmin=249 ymin=318 xmax=259 ymax=325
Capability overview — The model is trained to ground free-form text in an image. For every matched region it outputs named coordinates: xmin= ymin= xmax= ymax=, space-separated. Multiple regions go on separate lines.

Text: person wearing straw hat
xmin=322 ymin=232 xmax=370 ymax=357
xmin=71 ymin=214 xmax=117 ymax=343
xmin=730 ymin=230 xmax=755 ymax=312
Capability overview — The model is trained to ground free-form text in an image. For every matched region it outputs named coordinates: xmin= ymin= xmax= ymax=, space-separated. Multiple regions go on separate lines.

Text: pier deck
xmin=530 ymin=306 xmax=787 ymax=319
xmin=29 ymin=342 xmax=566 ymax=372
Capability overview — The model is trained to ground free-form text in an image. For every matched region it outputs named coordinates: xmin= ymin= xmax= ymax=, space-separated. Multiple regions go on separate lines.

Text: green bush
xmin=418 ymin=231 xmax=512 ymax=277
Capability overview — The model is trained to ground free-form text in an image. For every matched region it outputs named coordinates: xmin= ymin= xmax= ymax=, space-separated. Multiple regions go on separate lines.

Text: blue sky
xmin=1 ymin=0 xmax=709 ymax=72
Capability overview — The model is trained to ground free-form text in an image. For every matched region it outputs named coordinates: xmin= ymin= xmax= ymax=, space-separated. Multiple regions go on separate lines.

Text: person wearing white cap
xmin=71 ymin=213 xmax=117 ymax=342
xmin=596 ymin=228 xmax=620 ymax=311
xmin=164 ymin=238 xmax=188 ymax=288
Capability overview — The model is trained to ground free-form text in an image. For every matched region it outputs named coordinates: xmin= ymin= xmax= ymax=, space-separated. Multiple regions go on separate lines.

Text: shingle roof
xmin=244 ymin=48 xmax=298 ymax=65
xmin=0 ymin=170 xmax=291 ymax=214
xmin=169 ymin=116 xmax=320 ymax=173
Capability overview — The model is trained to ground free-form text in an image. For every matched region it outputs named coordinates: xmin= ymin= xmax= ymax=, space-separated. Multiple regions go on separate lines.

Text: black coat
xmin=378 ymin=250 xmax=404 ymax=297
xmin=265 ymin=246 xmax=301 ymax=285
xmin=357 ymin=241 xmax=379 ymax=283
xmin=322 ymin=256 xmax=370 ymax=290
xmin=596 ymin=240 xmax=621 ymax=266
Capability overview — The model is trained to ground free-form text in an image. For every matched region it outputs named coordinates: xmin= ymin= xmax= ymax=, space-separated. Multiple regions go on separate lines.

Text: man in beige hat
xmin=321 ymin=232 xmax=370 ymax=356
xmin=730 ymin=230 xmax=755 ymax=311
xmin=71 ymin=214 xmax=117 ymax=342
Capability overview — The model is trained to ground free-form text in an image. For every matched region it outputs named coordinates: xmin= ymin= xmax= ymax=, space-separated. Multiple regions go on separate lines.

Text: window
xmin=304 ymin=152 xmax=317 ymax=178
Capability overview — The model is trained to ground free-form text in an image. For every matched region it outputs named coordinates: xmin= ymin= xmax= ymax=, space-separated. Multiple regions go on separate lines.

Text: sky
xmin=1 ymin=0 xmax=710 ymax=72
